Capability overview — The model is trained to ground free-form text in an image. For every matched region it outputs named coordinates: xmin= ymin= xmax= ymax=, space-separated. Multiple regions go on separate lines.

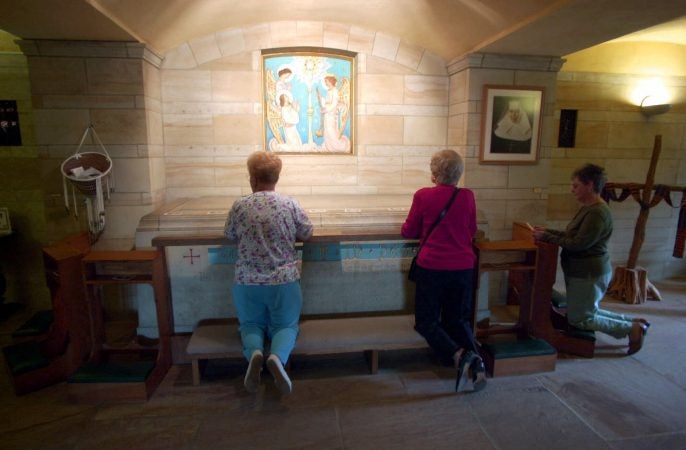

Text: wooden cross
xmin=603 ymin=135 xmax=686 ymax=304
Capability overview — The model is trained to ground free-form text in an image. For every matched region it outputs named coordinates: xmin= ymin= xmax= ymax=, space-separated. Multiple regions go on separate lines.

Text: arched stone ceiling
xmin=0 ymin=0 xmax=684 ymax=62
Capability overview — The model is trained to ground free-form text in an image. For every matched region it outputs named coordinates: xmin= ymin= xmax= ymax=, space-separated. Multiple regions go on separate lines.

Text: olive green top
xmin=541 ymin=202 xmax=613 ymax=278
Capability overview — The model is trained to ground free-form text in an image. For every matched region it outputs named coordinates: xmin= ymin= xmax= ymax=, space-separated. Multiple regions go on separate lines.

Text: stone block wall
xmin=17 ymin=40 xmax=164 ymax=244
xmin=159 ymin=21 xmax=450 ymax=202
xmin=554 ymin=71 xmax=686 ymax=279
xmin=0 ymin=31 xmax=50 ymax=307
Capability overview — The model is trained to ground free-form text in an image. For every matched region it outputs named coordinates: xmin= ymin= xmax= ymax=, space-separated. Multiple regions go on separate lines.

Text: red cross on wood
xmin=183 ymin=248 xmax=200 ymax=265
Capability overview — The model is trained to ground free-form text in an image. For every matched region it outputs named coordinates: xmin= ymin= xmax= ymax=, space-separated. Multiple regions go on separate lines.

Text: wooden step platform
xmin=186 ymin=315 xmax=429 ymax=385
xmin=481 ymin=338 xmax=557 ymax=377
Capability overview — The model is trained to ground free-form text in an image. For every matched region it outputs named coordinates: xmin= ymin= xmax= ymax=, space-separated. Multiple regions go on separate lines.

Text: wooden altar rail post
xmin=604 ymin=135 xmax=686 ymax=304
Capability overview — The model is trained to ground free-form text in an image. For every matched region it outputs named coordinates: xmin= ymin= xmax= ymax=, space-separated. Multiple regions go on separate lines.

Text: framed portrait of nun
xmin=480 ymin=85 xmax=544 ymax=164
xmin=262 ymin=47 xmax=356 ymax=154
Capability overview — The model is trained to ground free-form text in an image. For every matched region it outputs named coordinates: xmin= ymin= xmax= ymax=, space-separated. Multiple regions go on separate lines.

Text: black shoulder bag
xmin=407 ymin=187 xmax=459 ymax=282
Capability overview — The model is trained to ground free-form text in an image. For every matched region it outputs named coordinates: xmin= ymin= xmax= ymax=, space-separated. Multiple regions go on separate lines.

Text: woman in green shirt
xmin=532 ymin=164 xmax=649 ymax=355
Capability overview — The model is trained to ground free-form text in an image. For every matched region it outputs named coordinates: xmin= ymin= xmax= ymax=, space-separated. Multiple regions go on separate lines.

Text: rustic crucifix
xmin=602 ymin=135 xmax=686 ymax=304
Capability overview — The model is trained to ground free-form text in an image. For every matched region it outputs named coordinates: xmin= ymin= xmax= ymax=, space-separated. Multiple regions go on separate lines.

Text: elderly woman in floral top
xmin=225 ymin=151 xmax=313 ymax=394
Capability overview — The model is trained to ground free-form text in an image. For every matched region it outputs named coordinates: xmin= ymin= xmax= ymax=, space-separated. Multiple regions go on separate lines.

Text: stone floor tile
xmin=539 ymin=357 xmax=686 ymax=441
xmin=467 ymin=383 xmax=611 ymax=449
xmin=193 ymin=406 xmax=343 ymax=449
xmin=338 ymin=396 xmax=494 ymax=450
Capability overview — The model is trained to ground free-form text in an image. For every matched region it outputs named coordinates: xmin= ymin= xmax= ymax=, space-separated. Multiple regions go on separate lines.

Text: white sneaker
xmin=266 ymin=354 xmax=292 ymax=395
xmin=244 ymin=350 xmax=263 ymax=393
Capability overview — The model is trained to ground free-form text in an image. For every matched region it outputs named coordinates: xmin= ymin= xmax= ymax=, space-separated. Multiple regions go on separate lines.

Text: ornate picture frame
xmin=262 ymin=47 xmax=355 ymax=154
xmin=480 ymin=85 xmax=544 ymax=164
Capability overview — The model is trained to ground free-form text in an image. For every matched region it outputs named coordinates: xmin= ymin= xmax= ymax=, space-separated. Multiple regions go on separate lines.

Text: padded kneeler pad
xmin=12 ymin=310 xmax=54 ymax=338
xmin=68 ymin=361 xmax=155 ymax=383
xmin=482 ymin=338 xmax=556 ymax=359
xmin=2 ymin=341 xmax=51 ymax=375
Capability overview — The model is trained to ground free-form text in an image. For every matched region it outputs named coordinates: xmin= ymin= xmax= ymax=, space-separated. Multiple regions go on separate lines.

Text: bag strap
xmin=417 ymin=187 xmax=459 ymax=253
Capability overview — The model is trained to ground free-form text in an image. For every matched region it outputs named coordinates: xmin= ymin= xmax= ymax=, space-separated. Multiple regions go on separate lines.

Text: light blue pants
xmin=232 ymin=281 xmax=302 ymax=363
xmin=556 ymin=272 xmax=633 ymax=339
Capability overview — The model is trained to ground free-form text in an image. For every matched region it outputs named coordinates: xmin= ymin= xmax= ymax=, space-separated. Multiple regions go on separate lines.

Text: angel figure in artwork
xmin=316 ymin=74 xmax=351 ymax=152
xmin=270 ymin=91 xmax=302 ymax=152
xmin=266 ymin=68 xmax=303 ymax=152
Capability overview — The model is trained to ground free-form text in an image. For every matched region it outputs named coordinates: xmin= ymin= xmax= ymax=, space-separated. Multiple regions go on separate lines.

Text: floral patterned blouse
xmin=224 ymin=191 xmax=313 ymax=285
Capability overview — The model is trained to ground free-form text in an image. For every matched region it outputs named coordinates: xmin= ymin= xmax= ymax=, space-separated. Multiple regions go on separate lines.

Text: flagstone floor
xmin=1 ymin=278 xmax=685 ymax=449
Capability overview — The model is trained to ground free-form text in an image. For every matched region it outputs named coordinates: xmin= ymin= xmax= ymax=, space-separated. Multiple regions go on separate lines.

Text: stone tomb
xmin=134 ymin=195 xmax=488 ymax=336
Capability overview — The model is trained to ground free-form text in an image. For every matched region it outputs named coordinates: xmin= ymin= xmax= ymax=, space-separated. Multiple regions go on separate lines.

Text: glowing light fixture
xmin=640 ymin=95 xmax=671 ymax=117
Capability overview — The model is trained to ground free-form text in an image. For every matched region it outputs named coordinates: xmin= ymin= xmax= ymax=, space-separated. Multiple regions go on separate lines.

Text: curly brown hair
xmin=247 ymin=151 xmax=282 ymax=185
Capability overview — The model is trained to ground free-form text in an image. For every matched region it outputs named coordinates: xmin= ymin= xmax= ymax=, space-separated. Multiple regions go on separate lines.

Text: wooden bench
xmin=186 ymin=314 xmax=428 ymax=385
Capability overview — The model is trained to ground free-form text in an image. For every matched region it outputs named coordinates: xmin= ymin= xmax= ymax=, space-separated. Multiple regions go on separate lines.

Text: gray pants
xmin=554 ymin=272 xmax=633 ymax=339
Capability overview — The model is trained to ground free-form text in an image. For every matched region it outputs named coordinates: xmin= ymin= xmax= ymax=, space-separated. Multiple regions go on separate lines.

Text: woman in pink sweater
xmin=401 ymin=149 xmax=485 ymax=392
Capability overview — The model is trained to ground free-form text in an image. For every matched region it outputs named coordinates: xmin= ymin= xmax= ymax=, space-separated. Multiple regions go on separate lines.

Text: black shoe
xmin=455 ymin=351 xmax=476 ymax=392
xmin=469 ymin=355 xmax=487 ymax=392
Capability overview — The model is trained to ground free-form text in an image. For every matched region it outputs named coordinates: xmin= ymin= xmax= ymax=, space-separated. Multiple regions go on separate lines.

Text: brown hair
xmin=247 ymin=151 xmax=282 ymax=185
xmin=572 ymin=163 xmax=607 ymax=193
xmin=324 ymin=75 xmax=337 ymax=87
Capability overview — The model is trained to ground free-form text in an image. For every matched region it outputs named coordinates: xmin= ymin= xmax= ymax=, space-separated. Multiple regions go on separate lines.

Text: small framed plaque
xmin=0 ymin=208 xmax=11 ymax=235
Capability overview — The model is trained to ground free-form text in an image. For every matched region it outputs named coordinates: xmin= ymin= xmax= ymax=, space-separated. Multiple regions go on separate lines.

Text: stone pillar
xmin=447 ymin=52 xmax=565 ymax=316
xmin=18 ymin=40 xmax=164 ymax=246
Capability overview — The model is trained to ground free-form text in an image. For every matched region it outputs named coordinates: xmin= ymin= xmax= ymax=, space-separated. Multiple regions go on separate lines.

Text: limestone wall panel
xmin=86 ymin=58 xmax=143 ymax=95
xmin=91 ymin=109 xmax=148 ymax=144
xmin=348 ymin=26 xmax=374 ymax=55
xmin=211 ymin=71 xmax=261 ymax=102
xmin=280 ymin=163 xmax=357 ymax=186
xmin=357 ymin=116 xmax=403 ymax=145
xmin=166 ymin=164 xmax=216 ymax=187
xmin=404 ymin=75 xmax=448 ymax=106
xmin=28 ymin=57 xmax=87 ymax=94
xmin=33 ymin=109 xmax=90 ymax=145
xmin=403 ymin=116 xmax=447 ymax=145
xmin=322 ymin=23 xmax=350 ymax=49
xmin=161 ymin=70 xmax=212 ymax=101
xmin=189 ymin=34 xmax=222 ymax=66
xmin=358 ymin=74 xmax=404 ymax=104
xmin=112 ymin=157 xmax=152 ymax=192
xmin=243 ymin=24 xmax=272 ymax=50
xmin=214 ymin=161 xmax=250 ymax=187
xmin=295 ymin=21 xmax=325 ymax=47
xmin=396 ymin=41 xmax=423 ymax=70
xmin=164 ymin=125 xmax=214 ymax=146
xmin=417 ymin=51 xmax=447 ymax=76
xmin=216 ymin=29 xmax=246 ymax=56
xmin=213 ymin=114 xmax=261 ymax=144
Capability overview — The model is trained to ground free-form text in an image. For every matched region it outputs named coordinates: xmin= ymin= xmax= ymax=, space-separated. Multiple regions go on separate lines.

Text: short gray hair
xmin=430 ymin=149 xmax=463 ymax=185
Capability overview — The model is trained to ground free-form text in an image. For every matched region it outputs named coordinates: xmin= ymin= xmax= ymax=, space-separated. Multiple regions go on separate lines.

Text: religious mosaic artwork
xmin=262 ymin=48 xmax=355 ymax=154
xmin=480 ymin=86 xmax=543 ymax=164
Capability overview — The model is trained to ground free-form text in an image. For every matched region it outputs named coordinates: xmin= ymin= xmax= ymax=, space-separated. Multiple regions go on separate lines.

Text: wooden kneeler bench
xmin=186 ymin=315 xmax=429 ymax=385
xmin=481 ymin=338 xmax=557 ymax=377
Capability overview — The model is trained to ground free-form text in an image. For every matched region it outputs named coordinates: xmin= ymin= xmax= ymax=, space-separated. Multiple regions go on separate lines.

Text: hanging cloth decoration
xmin=60 ymin=125 xmax=114 ymax=242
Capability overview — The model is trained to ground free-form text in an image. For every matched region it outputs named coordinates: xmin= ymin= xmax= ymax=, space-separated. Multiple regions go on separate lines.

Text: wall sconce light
xmin=640 ymin=96 xmax=671 ymax=117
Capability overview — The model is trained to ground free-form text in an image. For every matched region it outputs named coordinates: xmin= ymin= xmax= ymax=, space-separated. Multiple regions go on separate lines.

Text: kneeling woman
xmin=225 ymin=151 xmax=313 ymax=394
xmin=532 ymin=163 xmax=649 ymax=354
xmin=402 ymin=149 xmax=486 ymax=392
